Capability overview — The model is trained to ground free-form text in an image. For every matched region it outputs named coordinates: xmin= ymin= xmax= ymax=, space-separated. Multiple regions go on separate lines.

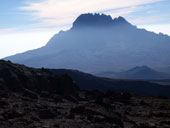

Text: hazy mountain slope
xmin=4 ymin=13 xmax=170 ymax=73
xmin=96 ymin=66 xmax=170 ymax=80
xmin=156 ymin=66 xmax=170 ymax=74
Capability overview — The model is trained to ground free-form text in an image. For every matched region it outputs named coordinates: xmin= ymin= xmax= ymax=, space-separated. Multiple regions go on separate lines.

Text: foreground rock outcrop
xmin=0 ymin=60 xmax=170 ymax=128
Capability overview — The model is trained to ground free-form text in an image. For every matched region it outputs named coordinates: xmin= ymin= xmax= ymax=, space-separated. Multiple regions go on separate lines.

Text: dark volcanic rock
xmin=37 ymin=109 xmax=56 ymax=119
xmin=2 ymin=109 xmax=25 ymax=119
xmin=0 ymin=60 xmax=170 ymax=128
xmin=0 ymin=99 xmax=9 ymax=108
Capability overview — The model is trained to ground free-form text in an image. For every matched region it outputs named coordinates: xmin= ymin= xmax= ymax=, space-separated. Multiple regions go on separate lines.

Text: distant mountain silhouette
xmin=4 ymin=13 xmax=170 ymax=73
xmin=96 ymin=66 xmax=170 ymax=80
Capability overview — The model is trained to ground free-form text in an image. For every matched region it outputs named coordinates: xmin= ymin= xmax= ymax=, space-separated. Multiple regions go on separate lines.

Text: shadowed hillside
xmin=0 ymin=60 xmax=78 ymax=95
xmin=50 ymin=69 xmax=170 ymax=97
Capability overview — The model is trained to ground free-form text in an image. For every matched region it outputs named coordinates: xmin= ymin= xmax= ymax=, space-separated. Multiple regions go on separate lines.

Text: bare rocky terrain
xmin=0 ymin=60 xmax=170 ymax=128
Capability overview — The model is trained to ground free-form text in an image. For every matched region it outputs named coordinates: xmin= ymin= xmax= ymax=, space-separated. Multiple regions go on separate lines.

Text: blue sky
xmin=0 ymin=0 xmax=31 ymax=29
xmin=0 ymin=0 xmax=170 ymax=58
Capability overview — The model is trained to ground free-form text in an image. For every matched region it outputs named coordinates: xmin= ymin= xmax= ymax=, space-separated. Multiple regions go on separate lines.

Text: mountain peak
xmin=73 ymin=13 xmax=113 ymax=28
xmin=114 ymin=16 xmax=128 ymax=24
xmin=72 ymin=13 xmax=129 ymax=29
xmin=127 ymin=66 xmax=154 ymax=73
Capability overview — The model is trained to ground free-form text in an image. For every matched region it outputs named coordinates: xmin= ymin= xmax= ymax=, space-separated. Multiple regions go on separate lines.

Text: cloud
xmin=20 ymin=0 xmax=165 ymax=27
xmin=138 ymin=24 xmax=170 ymax=36
xmin=105 ymin=6 xmax=139 ymax=18
xmin=129 ymin=16 xmax=164 ymax=25
xmin=0 ymin=31 xmax=56 ymax=59
xmin=0 ymin=28 xmax=17 ymax=35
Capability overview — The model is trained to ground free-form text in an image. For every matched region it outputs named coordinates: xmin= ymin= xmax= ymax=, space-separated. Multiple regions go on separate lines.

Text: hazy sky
xmin=0 ymin=0 xmax=170 ymax=58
